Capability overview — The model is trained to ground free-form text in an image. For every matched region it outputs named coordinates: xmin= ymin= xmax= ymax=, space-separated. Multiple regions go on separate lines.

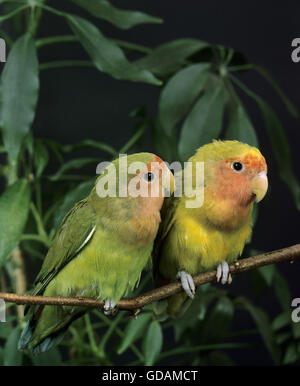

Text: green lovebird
xmin=18 ymin=152 xmax=174 ymax=354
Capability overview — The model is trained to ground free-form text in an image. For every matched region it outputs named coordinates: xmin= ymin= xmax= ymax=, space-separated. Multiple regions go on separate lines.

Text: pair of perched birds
xmin=18 ymin=140 xmax=268 ymax=354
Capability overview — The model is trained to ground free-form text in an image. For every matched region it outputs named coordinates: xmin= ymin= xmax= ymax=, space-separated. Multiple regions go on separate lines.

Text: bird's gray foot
xmin=216 ymin=261 xmax=232 ymax=284
xmin=176 ymin=270 xmax=195 ymax=299
xmin=103 ymin=299 xmax=117 ymax=316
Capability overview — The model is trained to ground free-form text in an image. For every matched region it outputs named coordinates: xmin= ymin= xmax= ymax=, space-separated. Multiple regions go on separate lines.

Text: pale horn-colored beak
xmin=251 ymin=171 xmax=268 ymax=203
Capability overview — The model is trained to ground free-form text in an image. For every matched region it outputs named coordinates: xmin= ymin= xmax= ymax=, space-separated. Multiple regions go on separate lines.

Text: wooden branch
xmin=0 ymin=244 xmax=299 ymax=312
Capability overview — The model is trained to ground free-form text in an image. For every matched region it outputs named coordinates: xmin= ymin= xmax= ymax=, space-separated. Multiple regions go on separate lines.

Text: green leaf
xmin=118 ymin=312 xmax=152 ymax=355
xmin=49 ymin=158 xmax=99 ymax=181
xmin=179 ymin=83 xmax=225 ymax=161
xmin=272 ymin=312 xmax=290 ymax=331
xmin=143 ymin=321 xmax=163 ymax=366
xmin=283 ymin=343 xmax=299 ymax=365
xmin=70 ymin=0 xmax=162 ymax=30
xmin=236 ymin=297 xmax=281 ymax=364
xmin=1 ymin=33 xmax=39 ymax=163
xmin=159 ymin=63 xmax=210 ymax=136
xmin=32 ymin=347 xmax=62 ymax=366
xmin=0 ymin=179 xmax=31 ymax=269
xmin=225 ymin=103 xmax=258 ymax=147
xmin=63 ymin=139 xmax=116 ymax=156
xmin=66 ymin=15 xmax=161 ymax=85
xmin=34 ymin=139 xmax=49 ymax=177
xmin=136 ymin=39 xmax=209 ymax=77
xmin=4 ymin=327 xmax=22 ymax=366
xmin=54 ymin=179 xmax=95 ymax=229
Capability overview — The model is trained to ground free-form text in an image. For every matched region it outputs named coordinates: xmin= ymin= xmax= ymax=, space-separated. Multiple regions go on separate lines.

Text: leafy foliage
xmin=1 ymin=33 xmax=39 ymax=164
xmin=0 ymin=0 xmax=299 ymax=366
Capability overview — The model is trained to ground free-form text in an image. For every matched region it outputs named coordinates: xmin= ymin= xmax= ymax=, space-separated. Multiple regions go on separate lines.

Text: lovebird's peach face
xmin=127 ymin=156 xmax=175 ymax=211
xmin=215 ymin=151 xmax=268 ymax=206
xmin=204 ymin=150 xmax=268 ymax=229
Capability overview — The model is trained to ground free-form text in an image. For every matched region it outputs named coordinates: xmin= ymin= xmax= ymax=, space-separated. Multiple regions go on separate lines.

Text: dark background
xmin=17 ymin=1 xmax=300 ymax=364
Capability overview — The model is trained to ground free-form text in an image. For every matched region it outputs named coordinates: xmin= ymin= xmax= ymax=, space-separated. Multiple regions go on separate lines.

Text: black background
xmin=4 ymin=1 xmax=300 ymax=365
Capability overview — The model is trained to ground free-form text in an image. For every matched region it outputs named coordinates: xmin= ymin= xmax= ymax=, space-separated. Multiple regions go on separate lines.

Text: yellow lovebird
xmin=152 ymin=140 xmax=268 ymax=318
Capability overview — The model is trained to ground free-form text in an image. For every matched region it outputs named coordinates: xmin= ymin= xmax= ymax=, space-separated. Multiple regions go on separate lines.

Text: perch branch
xmin=0 ymin=244 xmax=299 ymax=312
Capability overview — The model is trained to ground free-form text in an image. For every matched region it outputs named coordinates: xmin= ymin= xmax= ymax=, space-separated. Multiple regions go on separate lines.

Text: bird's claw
xmin=176 ymin=270 xmax=195 ymax=299
xmin=216 ymin=261 xmax=232 ymax=285
xmin=103 ymin=299 xmax=118 ymax=316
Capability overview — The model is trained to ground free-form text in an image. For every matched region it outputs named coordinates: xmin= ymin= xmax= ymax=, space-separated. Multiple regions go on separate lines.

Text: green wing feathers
xmin=25 ymin=200 xmax=96 ymax=314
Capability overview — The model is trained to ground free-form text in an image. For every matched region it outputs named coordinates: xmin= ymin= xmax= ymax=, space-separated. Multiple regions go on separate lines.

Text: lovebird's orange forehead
xmin=242 ymin=152 xmax=267 ymax=172
xmin=146 ymin=155 xmax=164 ymax=170
xmin=226 ymin=151 xmax=267 ymax=172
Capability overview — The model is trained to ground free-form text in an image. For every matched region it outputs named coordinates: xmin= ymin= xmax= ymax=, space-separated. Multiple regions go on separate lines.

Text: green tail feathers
xmin=18 ymin=319 xmax=67 ymax=355
xmin=18 ymin=305 xmax=84 ymax=355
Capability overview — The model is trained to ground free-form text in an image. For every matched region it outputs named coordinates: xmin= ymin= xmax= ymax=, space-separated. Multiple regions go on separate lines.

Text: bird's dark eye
xmin=144 ymin=172 xmax=155 ymax=182
xmin=232 ymin=162 xmax=244 ymax=172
